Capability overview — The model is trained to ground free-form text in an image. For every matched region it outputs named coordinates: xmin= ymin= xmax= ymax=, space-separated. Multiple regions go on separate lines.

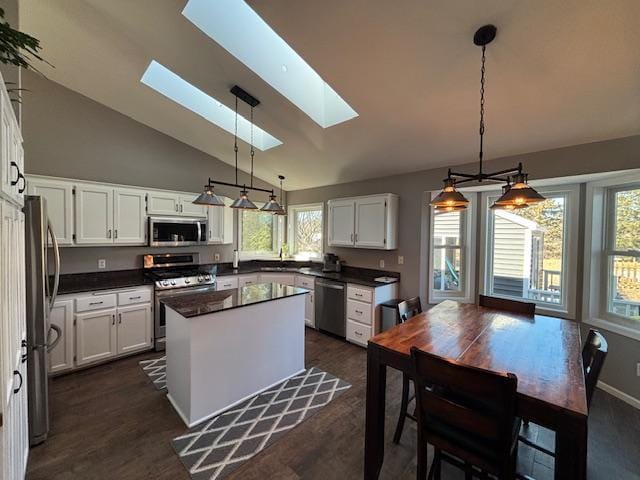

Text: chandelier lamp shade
xmin=273 ymin=175 xmax=287 ymax=216
xmin=193 ymin=85 xmax=285 ymax=211
xmin=430 ymin=24 xmax=544 ymax=212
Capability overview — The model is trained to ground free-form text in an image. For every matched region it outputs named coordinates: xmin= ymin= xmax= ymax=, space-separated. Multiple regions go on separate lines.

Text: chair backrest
xmin=582 ymin=329 xmax=608 ymax=409
xmin=410 ymin=347 xmax=518 ymax=467
xmin=397 ymin=297 xmax=422 ymax=323
xmin=478 ymin=294 xmax=535 ymax=315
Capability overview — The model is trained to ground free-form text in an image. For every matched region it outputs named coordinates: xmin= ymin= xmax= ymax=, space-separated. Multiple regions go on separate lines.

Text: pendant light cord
xmin=478 ymin=44 xmax=486 ymax=176
xmin=250 ymin=105 xmax=255 ymax=188
xmin=234 ymin=96 xmax=239 ymax=185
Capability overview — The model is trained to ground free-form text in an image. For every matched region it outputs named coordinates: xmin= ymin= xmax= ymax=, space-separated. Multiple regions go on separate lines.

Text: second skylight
xmin=182 ymin=0 xmax=358 ymax=128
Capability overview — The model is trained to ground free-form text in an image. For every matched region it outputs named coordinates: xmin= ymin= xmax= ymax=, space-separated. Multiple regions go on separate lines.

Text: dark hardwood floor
xmin=27 ymin=329 xmax=640 ymax=480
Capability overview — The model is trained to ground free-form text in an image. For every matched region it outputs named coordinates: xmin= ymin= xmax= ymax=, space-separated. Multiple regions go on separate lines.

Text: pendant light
xmin=273 ymin=175 xmax=287 ymax=216
xmin=430 ymin=25 xmax=544 ymax=211
xmin=230 ymin=98 xmax=258 ymax=210
xmin=193 ymin=184 xmax=225 ymax=206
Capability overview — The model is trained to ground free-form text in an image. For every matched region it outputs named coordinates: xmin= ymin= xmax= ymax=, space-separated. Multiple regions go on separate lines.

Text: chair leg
xmin=393 ymin=373 xmax=411 ymax=444
xmin=417 ymin=438 xmax=428 ymax=480
xmin=432 ymin=449 xmax=442 ymax=480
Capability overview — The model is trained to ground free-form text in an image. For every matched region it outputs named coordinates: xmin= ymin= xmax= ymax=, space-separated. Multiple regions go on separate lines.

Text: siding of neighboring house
xmin=492 ymin=212 xmax=534 ymax=298
xmin=433 ymin=211 xmax=460 ymax=243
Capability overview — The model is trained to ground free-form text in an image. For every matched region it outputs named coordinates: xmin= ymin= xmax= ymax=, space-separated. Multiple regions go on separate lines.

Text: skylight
xmin=182 ymin=0 xmax=358 ymax=128
xmin=140 ymin=60 xmax=282 ymax=151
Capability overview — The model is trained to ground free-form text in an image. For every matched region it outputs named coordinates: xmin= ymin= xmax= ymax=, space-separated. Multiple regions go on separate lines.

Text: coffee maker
xmin=322 ymin=253 xmax=341 ymax=272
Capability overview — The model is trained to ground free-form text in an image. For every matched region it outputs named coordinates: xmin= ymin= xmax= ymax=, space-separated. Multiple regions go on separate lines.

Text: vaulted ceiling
xmin=20 ymin=0 xmax=640 ymax=190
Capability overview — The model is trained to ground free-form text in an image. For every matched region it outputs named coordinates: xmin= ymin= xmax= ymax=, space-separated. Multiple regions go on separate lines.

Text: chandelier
xmin=194 ymin=85 xmax=283 ymax=212
xmin=430 ymin=25 xmax=544 ymax=213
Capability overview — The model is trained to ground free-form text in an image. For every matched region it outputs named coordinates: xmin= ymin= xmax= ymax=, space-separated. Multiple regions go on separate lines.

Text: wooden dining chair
xmin=519 ymin=329 xmax=608 ymax=457
xmin=479 ymin=295 xmax=536 ymax=315
xmin=410 ymin=347 xmax=521 ymax=480
xmin=393 ymin=297 xmax=422 ymax=444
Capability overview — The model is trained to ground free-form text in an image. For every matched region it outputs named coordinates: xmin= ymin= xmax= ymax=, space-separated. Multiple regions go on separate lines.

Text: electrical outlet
xmin=98 ymin=259 xmax=106 ymax=269
xmin=398 ymin=255 xmax=404 ymax=265
xmin=214 ymin=253 xmax=220 ymax=262
xmin=379 ymin=259 xmax=385 ymax=268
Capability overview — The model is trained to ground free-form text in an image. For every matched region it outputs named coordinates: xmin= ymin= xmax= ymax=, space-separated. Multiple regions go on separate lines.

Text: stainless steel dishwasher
xmin=315 ymin=279 xmax=346 ymax=338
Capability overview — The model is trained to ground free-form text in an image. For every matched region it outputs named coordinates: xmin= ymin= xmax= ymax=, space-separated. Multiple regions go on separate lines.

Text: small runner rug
xmin=172 ymin=367 xmax=351 ymax=480
xmin=139 ymin=356 xmax=167 ymax=391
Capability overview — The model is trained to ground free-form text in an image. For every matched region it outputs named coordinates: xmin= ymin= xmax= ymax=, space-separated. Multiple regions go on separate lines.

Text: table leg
xmin=364 ymin=346 xmax=387 ymax=479
xmin=555 ymin=416 xmax=587 ymax=480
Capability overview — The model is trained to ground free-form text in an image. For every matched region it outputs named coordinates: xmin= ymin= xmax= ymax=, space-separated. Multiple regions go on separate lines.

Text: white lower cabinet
xmin=258 ymin=273 xmax=296 ymax=286
xmin=304 ymin=290 xmax=315 ymax=328
xmin=49 ymin=299 xmax=74 ymax=373
xmin=51 ymin=286 xmax=153 ymax=373
xmin=237 ymin=274 xmax=259 ymax=287
xmin=116 ymin=304 xmax=152 ymax=355
xmin=345 ymin=282 xmax=398 ymax=348
xmin=76 ymin=308 xmax=117 ymax=366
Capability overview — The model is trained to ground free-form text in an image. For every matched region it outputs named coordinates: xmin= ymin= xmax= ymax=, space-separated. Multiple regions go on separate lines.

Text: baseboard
xmin=597 ymin=381 xmax=640 ymax=410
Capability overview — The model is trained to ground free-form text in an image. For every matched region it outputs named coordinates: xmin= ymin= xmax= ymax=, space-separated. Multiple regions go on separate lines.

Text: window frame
xmin=287 ymin=202 xmax=325 ymax=261
xmin=479 ymin=184 xmax=579 ymax=319
xmin=427 ymin=191 xmax=476 ymax=304
xmin=585 ymin=174 xmax=640 ymax=340
xmin=237 ymin=209 xmax=284 ymax=260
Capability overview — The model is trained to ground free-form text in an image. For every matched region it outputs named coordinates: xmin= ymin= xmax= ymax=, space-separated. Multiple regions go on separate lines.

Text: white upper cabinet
xmin=75 ymin=184 xmax=113 ymax=244
xmin=147 ymin=191 xmax=180 ymax=215
xmin=328 ymin=199 xmax=355 ymax=246
xmin=207 ymin=197 xmax=233 ymax=244
xmin=26 ymin=176 xmax=75 ymax=245
xmin=113 ymin=188 xmax=146 ymax=244
xmin=179 ymin=193 xmax=207 ymax=217
xmin=327 ymin=194 xmax=398 ymax=250
xmin=0 ymin=76 xmax=24 ymax=207
xmin=76 ymin=183 xmax=146 ymax=246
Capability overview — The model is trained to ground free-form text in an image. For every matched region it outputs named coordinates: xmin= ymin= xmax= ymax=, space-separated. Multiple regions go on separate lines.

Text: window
xmin=605 ymin=186 xmax=640 ymax=322
xmin=428 ymin=193 xmax=476 ymax=303
xmin=239 ymin=210 xmax=282 ymax=258
xmin=288 ymin=204 xmax=324 ymax=260
xmin=481 ymin=185 xmax=578 ymax=316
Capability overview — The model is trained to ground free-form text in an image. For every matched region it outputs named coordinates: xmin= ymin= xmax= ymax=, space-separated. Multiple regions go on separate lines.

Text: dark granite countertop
xmin=54 ymin=261 xmax=400 ymax=295
xmin=161 ymin=283 xmax=308 ymax=318
xmin=55 ymin=269 xmax=151 ymax=295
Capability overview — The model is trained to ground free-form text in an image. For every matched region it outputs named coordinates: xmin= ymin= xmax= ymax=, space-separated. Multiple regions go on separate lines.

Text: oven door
xmin=154 ymin=284 xmax=217 ymax=350
xmin=148 ymin=217 xmax=207 ymax=247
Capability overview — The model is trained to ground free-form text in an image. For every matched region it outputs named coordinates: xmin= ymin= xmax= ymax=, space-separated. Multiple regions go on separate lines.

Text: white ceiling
xmin=20 ymin=0 xmax=640 ymax=190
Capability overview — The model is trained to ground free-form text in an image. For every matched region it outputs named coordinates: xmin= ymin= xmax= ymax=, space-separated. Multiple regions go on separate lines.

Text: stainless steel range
xmin=143 ymin=253 xmax=217 ymax=351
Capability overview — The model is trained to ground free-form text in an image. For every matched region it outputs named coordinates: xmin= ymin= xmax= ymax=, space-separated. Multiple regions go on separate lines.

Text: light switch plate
xmin=379 ymin=259 xmax=385 ymax=268
xmin=98 ymin=259 xmax=106 ymax=269
xmin=398 ymin=256 xmax=404 ymax=265
xmin=214 ymin=253 xmax=220 ymax=261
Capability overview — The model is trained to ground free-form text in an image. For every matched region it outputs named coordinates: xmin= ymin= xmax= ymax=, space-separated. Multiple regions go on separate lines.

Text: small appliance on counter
xmin=322 ymin=253 xmax=342 ymax=272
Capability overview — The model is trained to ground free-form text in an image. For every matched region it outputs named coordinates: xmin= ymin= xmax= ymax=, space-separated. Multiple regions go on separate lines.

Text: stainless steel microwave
xmin=148 ymin=216 xmax=207 ymax=247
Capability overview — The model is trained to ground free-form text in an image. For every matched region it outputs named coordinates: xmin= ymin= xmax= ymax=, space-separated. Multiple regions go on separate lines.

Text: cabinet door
xmin=49 ymin=299 xmax=74 ymax=373
xmin=11 ymin=128 xmax=23 ymax=206
xmin=116 ymin=304 xmax=152 ymax=355
xmin=113 ymin=188 xmax=146 ymax=245
xmin=328 ymin=200 xmax=355 ymax=246
xmin=75 ymin=184 xmax=113 ymax=244
xmin=0 ymin=91 xmax=16 ymax=201
xmin=179 ymin=194 xmax=207 ymax=217
xmin=75 ymin=308 xmax=117 ymax=365
xmin=355 ymin=196 xmax=387 ymax=248
xmin=238 ymin=274 xmax=259 ymax=287
xmin=258 ymin=273 xmax=296 ymax=286
xmin=147 ymin=191 xmax=180 ymax=216
xmin=305 ymin=291 xmax=315 ymax=328
xmin=26 ymin=177 xmax=75 ymax=245
xmin=207 ymin=204 xmax=224 ymax=243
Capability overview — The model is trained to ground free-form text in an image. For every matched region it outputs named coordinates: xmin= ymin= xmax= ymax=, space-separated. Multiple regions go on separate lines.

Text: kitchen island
xmin=162 ymin=283 xmax=308 ymax=427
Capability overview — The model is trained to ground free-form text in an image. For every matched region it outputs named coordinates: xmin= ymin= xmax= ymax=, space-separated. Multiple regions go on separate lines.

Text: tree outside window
xmin=288 ymin=204 xmax=323 ymax=260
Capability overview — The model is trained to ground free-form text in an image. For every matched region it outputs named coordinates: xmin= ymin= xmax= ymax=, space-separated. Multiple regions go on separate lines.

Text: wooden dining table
xmin=364 ymin=300 xmax=588 ymax=479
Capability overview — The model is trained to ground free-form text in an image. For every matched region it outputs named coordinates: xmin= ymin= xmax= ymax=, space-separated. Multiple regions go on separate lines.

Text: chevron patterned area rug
xmin=172 ymin=367 xmax=351 ymax=480
xmin=139 ymin=356 xmax=167 ymax=390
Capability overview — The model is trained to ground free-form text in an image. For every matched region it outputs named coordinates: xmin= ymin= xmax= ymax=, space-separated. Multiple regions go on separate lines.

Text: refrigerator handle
xmin=46 ymin=324 xmax=62 ymax=353
xmin=47 ymin=219 xmax=61 ymax=313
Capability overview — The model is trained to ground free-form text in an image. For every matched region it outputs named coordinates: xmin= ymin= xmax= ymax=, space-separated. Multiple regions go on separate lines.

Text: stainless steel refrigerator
xmin=23 ymin=195 xmax=61 ymax=446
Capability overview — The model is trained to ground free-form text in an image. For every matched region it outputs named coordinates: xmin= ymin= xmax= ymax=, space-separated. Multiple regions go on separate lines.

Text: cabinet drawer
xmin=347 ymin=285 xmax=372 ymax=303
xmin=117 ymin=289 xmax=151 ymax=306
xmin=346 ymin=319 xmax=371 ymax=347
xmin=295 ymin=275 xmax=315 ymax=289
xmin=217 ymin=276 xmax=238 ymax=291
xmin=76 ymin=293 xmax=117 ymax=312
xmin=347 ymin=299 xmax=372 ymax=325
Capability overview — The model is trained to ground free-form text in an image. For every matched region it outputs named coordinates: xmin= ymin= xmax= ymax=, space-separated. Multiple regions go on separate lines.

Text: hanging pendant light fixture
xmin=273 ymin=175 xmax=287 ymax=216
xmin=199 ymin=85 xmax=281 ymax=211
xmin=430 ymin=25 xmax=544 ymax=211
